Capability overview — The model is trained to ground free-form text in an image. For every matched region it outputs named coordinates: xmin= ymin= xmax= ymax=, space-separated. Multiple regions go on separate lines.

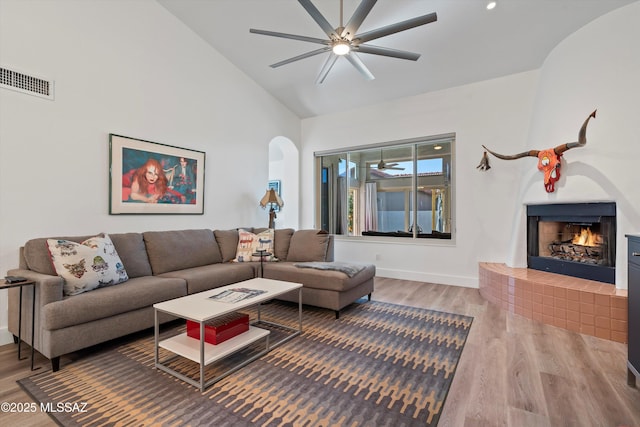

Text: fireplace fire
xmin=573 ymin=227 xmax=601 ymax=247
xmin=548 ymin=226 xmax=604 ymax=264
xmin=527 ymin=202 xmax=616 ymax=284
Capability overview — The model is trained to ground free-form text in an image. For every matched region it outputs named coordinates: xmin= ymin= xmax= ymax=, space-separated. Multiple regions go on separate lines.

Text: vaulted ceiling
xmin=158 ymin=0 xmax=636 ymax=118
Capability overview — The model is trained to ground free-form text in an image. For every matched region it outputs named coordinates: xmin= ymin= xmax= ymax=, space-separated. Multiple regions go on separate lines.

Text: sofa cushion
xmin=255 ymin=228 xmax=294 ymax=261
xmin=47 ymin=234 xmax=129 ymax=296
xmin=42 ymin=276 xmax=187 ymax=330
xmin=214 ymin=229 xmax=239 ymax=262
xmin=262 ymin=262 xmax=376 ymax=292
xmin=109 ymin=233 xmax=153 ymax=278
xmin=286 ymin=229 xmax=330 ymax=262
xmin=159 ymin=263 xmax=255 ymax=294
xmin=274 ymin=228 xmax=295 ymax=261
xmin=233 ymin=229 xmax=276 ymax=262
xmin=22 ymin=233 xmax=152 ymax=279
xmin=24 ymin=234 xmax=94 ymax=275
xmin=143 ymin=229 xmax=222 ymax=275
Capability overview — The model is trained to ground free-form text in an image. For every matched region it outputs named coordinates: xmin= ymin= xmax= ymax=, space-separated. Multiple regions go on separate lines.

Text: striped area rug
xmin=19 ymin=300 xmax=472 ymax=426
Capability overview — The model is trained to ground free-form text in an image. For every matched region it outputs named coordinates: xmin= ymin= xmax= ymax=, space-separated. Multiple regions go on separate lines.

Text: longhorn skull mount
xmin=480 ymin=110 xmax=597 ymax=193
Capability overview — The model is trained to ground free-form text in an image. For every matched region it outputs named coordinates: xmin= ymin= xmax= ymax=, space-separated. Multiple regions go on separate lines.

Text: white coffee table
xmin=153 ymin=277 xmax=302 ymax=391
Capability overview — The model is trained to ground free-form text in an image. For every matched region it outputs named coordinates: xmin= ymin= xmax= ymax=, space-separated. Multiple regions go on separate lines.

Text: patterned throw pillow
xmin=232 ymin=229 xmax=276 ymax=262
xmin=47 ymin=234 xmax=129 ymax=296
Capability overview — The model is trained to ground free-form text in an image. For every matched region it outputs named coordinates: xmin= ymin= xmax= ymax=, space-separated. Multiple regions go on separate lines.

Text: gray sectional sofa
xmin=7 ymin=228 xmax=375 ymax=371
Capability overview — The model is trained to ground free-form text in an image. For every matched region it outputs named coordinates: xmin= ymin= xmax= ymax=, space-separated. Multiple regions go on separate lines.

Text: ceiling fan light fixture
xmin=332 ymin=41 xmax=351 ymax=55
xmin=250 ymin=0 xmax=438 ymax=82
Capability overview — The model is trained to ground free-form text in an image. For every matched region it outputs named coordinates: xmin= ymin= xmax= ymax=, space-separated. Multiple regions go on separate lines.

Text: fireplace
xmin=527 ymin=202 xmax=616 ymax=284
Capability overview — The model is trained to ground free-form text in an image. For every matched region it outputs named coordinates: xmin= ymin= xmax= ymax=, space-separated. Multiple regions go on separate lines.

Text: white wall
xmin=507 ymin=1 xmax=640 ymax=286
xmin=301 ymin=1 xmax=640 ymax=290
xmin=0 ymin=0 xmax=300 ymax=343
xmin=301 ymin=71 xmax=538 ymax=287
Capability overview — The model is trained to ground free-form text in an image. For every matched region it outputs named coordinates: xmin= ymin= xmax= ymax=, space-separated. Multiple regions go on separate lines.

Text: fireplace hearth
xmin=527 ymin=202 xmax=616 ymax=284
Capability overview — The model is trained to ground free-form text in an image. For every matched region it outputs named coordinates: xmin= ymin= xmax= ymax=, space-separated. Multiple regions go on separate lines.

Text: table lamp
xmin=259 ymin=188 xmax=284 ymax=229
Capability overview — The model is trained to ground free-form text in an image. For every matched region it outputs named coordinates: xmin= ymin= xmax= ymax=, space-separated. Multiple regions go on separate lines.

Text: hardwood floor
xmin=373 ymin=277 xmax=640 ymax=427
xmin=1 ymin=277 xmax=639 ymax=426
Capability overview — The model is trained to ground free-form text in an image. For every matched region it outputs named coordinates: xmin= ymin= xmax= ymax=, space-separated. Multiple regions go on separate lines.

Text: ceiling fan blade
xmin=355 ymin=44 xmax=420 ymax=61
xmin=355 ymin=12 xmax=437 ymax=44
xmin=298 ymin=0 xmax=339 ymax=39
xmin=316 ymin=53 xmax=339 ymax=84
xmin=250 ymin=29 xmax=330 ymax=46
xmin=376 ymin=165 xmax=403 ymax=171
xmin=342 ymin=0 xmax=377 ymax=39
xmin=270 ymin=47 xmax=331 ymax=68
xmin=345 ymin=52 xmax=374 ymax=80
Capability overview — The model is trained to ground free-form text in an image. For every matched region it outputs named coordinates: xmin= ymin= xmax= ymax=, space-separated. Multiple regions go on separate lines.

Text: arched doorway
xmin=269 ymin=136 xmax=299 ymax=229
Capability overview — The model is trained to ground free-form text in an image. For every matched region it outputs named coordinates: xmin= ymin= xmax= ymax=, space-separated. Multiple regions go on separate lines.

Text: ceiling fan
xmin=372 ymin=150 xmax=405 ymax=171
xmin=249 ymin=0 xmax=437 ymax=84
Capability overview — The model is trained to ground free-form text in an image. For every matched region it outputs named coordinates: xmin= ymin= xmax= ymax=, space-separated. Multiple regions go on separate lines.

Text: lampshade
xmin=259 ymin=188 xmax=284 ymax=209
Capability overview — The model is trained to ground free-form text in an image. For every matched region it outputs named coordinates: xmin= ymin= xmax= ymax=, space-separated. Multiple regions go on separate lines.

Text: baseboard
xmin=0 ymin=327 xmax=14 ymax=346
xmin=375 ymin=268 xmax=478 ymax=288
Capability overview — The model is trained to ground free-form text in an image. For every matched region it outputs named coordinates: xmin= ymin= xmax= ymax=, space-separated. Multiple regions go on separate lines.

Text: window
xmin=316 ymin=135 xmax=453 ymax=239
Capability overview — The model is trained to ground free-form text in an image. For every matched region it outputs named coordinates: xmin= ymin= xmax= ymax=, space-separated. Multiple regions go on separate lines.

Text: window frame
xmin=314 ymin=133 xmax=455 ymax=243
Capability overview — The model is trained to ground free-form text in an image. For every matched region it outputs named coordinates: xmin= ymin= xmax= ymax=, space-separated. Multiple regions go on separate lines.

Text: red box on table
xmin=186 ymin=312 xmax=249 ymax=345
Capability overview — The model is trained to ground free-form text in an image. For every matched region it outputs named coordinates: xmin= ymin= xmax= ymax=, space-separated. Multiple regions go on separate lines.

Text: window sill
xmin=333 ymin=233 xmax=456 ymax=247
xmin=361 ymin=231 xmax=451 ymax=239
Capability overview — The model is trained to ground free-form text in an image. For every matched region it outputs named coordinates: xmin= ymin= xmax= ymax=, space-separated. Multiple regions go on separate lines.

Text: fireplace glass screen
xmin=527 ymin=203 xmax=616 ymax=284
xmin=538 ymin=221 xmax=609 ymax=265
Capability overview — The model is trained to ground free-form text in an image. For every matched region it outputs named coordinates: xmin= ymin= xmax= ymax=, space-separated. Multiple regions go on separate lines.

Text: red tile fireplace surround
xmin=479 ymin=263 xmax=627 ymax=343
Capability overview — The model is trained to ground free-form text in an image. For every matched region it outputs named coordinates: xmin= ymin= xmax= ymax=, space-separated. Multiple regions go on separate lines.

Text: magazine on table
xmin=209 ymin=288 xmax=268 ymax=303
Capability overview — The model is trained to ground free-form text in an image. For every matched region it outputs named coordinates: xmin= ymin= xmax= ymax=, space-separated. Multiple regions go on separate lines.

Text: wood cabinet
xmin=627 ymin=234 xmax=640 ymax=387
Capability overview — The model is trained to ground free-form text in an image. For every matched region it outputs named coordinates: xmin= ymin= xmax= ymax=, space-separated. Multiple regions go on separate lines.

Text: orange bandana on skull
xmin=537 ymin=149 xmax=562 ymax=193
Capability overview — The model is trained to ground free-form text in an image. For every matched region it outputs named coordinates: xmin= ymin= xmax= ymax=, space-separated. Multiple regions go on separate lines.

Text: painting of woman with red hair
xmin=110 ymin=134 xmax=205 ymax=214
xmin=129 ymin=158 xmax=185 ymax=204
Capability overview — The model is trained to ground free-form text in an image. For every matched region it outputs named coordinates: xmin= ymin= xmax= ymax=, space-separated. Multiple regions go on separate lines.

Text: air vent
xmin=0 ymin=66 xmax=54 ymax=100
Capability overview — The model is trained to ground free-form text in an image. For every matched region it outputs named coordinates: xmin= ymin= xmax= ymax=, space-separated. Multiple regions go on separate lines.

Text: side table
xmin=1 ymin=279 xmax=37 ymax=370
xmin=252 ymin=250 xmax=272 ymax=278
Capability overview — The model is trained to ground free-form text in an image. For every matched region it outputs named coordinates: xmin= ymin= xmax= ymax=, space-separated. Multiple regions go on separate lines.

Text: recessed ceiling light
xmin=487 ymin=2 xmax=497 ymax=10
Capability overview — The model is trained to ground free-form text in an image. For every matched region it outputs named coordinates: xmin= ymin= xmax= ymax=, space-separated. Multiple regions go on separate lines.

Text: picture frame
xmin=268 ymin=180 xmax=281 ymax=212
xmin=109 ymin=134 xmax=205 ymax=215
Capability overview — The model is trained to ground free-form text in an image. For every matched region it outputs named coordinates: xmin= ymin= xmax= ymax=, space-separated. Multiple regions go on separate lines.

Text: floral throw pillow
xmin=47 ymin=234 xmax=129 ymax=296
xmin=232 ymin=229 xmax=276 ymax=262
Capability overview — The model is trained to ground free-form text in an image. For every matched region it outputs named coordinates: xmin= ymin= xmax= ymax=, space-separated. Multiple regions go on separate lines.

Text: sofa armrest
xmin=7 ymin=268 xmax=64 ymax=306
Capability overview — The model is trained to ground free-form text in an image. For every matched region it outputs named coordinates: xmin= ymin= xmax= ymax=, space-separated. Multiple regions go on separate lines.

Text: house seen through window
xmin=316 ymin=135 xmax=454 ymax=239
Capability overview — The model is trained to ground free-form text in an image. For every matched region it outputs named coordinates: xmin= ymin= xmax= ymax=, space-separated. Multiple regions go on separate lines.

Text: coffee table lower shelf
xmin=153 ymin=279 xmax=303 ymax=392
xmin=158 ymin=326 xmax=270 ymax=365
xmin=155 ymin=326 xmax=271 ymax=391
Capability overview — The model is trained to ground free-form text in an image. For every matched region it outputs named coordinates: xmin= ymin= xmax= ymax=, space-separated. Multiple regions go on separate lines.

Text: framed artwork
xmin=268 ymin=180 xmax=281 ymax=212
xmin=109 ymin=134 xmax=205 ymax=214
